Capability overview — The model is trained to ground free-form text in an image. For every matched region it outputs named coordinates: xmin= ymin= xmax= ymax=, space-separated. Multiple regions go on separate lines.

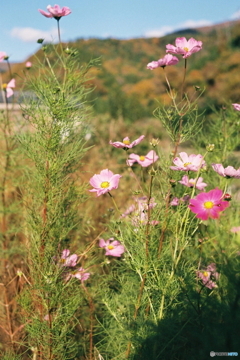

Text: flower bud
xmin=223 ymin=193 xmax=231 ymax=201
xmin=150 ymin=138 xmax=159 ymax=147
xmin=206 ymin=144 xmax=215 ymax=152
xmin=169 ymin=179 xmax=177 ymax=187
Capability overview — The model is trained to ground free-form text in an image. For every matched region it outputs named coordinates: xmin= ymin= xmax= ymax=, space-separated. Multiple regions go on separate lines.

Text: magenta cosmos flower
xmin=189 ymin=188 xmax=230 ymax=221
xmin=109 ymin=135 xmax=145 ymax=149
xmin=89 ymin=169 xmax=121 ymax=196
xmin=212 ymin=163 xmax=240 ymax=178
xmin=99 ymin=238 xmax=125 ymax=257
xmin=2 ymin=79 xmax=15 ymax=98
xmin=179 ymin=175 xmax=207 ymax=191
xmin=232 ymin=103 xmax=240 ymax=111
xmin=166 ymin=37 xmax=202 ymax=59
xmin=196 ymin=263 xmax=219 ymax=289
xmin=60 ymin=249 xmax=78 ymax=267
xmin=170 ymin=152 xmax=205 ymax=172
xmin=147 ymin=54 xmax=179 ymax=70
xmin=65 ymin=267 xmax=90 ymax=282
xmin=38 ymin=4 xmax=71 ymax=19
xmin=127 ymin=150 xmax=158 ymax=167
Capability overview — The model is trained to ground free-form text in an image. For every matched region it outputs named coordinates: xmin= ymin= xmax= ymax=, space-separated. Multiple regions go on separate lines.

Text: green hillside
xmin=5 ymin=19 xmax=240 ymax=120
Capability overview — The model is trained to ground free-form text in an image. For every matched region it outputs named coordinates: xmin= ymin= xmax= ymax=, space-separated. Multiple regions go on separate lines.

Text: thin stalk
xmin=126 ymin=273 xmax=146 ymax=359
xmin=180 ymin=58 xmax=187 ymax=100
xmin=7 ymin=59 xmax=13 ymax=79
xmin=57 ymin=19 xmax=61 ymax=44
xmin=108 ymin=192 xmax=121 ymax=216
xmin=145 ymin=174 xmax=154 ymax=256
xmin=83 ymin=285 xmax=94 ymax=360
xmin=1 ymin=93 xmax=10 ymax=243
xmin=163 ymin=67 xmax=178 ymax=111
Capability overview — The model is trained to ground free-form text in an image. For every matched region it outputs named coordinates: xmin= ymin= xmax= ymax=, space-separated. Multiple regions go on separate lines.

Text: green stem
xmin=180 ymin=58 xmax=187 ymax=100
xmin=108 ymin=192 xmax=121 ymax=216
xmin=163 ymin=67 xmax=179 ymax=112
xmin=57 ymin=19 xmax=61 ymax=44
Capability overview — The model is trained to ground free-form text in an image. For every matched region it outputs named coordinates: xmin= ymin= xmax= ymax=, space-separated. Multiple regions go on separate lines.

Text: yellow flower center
xmin=204 ymin=201 xmax=214 ymax=209
xmin=203 ymin=271 xmax=209 ymax=277
xmin=101 ymin=181 xmax=110 ymax=188
xmin=107 ymin=245 xmax=114 ymax=250
xmin=183 ymin=162 xmax=191 ymax=167
xmin=189 ymin=179 xmax=195 ymax=186
xmin=139 ymin=156 xmax=145 ymax=161
xmin=123 ymin=139 xmax=130 ymax=145
xmin=2 ymin=83 xmax=7 ymax=90
xmin=183 ymin=47 xmax=189 ymax=52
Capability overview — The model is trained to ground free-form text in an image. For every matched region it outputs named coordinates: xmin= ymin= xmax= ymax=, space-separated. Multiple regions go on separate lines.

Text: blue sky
xmin=1 ymin=0 xmax=240 ymax=62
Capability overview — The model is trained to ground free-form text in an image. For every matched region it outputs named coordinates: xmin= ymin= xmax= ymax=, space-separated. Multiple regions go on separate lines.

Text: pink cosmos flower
xmin=38 ymin=4 xmax=71 ymax=19
xmin=99 ymin=238 xmax=125 ymax=257
xmin=189 ymin=188 xmax=230 ymax=221
xmin=109 ymin=135 xmax=145 ymax=149
xmin=25 ymin=61 xmax=32 ymax=69
xmin=0 ymin=52 xmax=7 ymax=62
xmin=147 ymin=54 xmax=179 ymax=70
xmin=196 ymin=263 xmax=219 ymax=289
xmin=170 ymin=195 xmax=190 ymax=206
xmin=121 ymin=196 xmax=159 ymax=226
xmin=146 ymin=61 xmax=159 ymax=70
xmin=166 ymin=37 xmax=202 ymax=59
xmin=89 ymin=169 xmax=121 ymax=196
xmin=170 ymin=152 xmax=205 ymax=172
xmin=65 ymin=267 xmax=90 ymax=282
xmin=170 ymin=197 xmax=179 ymax=206
xmin=212 ymin=163 xmax=240 ymax=178
xmin=60 ymin=249 xmax=78 ymax=267
xmin=122 ymin=196 xmax=157 ymax=217
xmin=178 ymin=175 xmax=207 ymax=191
xmin=232 ymin=103 xmax=240 ymax=111
xmin=230 ymin=226 xmax=240 ymax=233
xmin=127 ymin=150 xmax=158 ymax=167
xmin=2 ymin=79 xmax=15 ymax=98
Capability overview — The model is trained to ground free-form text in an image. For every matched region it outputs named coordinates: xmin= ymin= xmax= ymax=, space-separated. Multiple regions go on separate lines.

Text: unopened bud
xmin=132 ymin=190 xmax=141 ymax=195
xmin=206 ymin=144 xmax=215 ymax=152
xmin=17 ymin=270 xmax=23 ymax=277
xmin=148 ymin=168 xmax=157 ymax=176
xmin=169 ymin=179 xmax=177 ymax=187
xmin=223 ymin=193 xmax=231 ymax=201
xmin=200 ymin=165 xmax=207 ymax=173
xmin=195 ymin=85 xmax=201 ymax=91
xmin=64 ymin=47 xmax=78 ymax=57
xmin=65 ymin=47 xmax=71 ymax=54
xmin=25 ymin=61 xmax=32 ymax=69
xmin=4 ymin=55 xmax=9 ymax=61
xmin=150 ymin=138 xmax=159 ymax=147
xmin=37 ymin=38 xmax=44 ymax=44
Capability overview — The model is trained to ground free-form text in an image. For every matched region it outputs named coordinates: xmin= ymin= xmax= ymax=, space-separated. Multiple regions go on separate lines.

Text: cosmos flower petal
xmin=189 ymin=188 xmax=229 ymax=220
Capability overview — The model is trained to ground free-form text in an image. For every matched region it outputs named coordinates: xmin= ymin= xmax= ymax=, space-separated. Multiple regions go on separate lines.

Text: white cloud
xmin=144 ymin=19 xmax=213 ymax=38
xmin=10 ymin=27 xmax=61 ymax=43
xmin=231 ymin=10 xmax=240 ymax=20
xmin=145 ymin=26 xmax=174 ymax=38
